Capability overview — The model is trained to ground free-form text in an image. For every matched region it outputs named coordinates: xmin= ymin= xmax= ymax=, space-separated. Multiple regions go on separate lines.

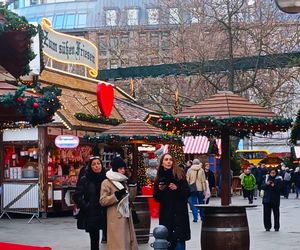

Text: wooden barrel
xmin=201 ymin=206 xmax=250 ymax=250
xmin=132 ymin=195 xmax=151 ymax=244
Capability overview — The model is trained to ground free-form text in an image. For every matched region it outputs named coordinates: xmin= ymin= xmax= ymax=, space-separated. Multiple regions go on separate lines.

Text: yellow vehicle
xmin=235 ymin=149 xmax=270 ymax=166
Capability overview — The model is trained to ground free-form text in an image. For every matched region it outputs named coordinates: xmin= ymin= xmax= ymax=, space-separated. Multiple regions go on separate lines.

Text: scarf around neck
xmin=106 ymin=169 xmax=130 ymax=217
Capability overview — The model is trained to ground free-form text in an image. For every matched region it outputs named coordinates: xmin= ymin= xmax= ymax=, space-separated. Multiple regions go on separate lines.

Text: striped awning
xmin=183 ymin=136 xmax=221 ymax=154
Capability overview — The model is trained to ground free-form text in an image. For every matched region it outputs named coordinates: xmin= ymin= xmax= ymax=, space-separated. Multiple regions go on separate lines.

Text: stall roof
xmin=39 ymin=67 xmax=158 ymax=131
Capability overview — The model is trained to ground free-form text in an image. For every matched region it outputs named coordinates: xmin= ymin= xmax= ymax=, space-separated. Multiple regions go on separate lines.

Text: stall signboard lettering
xmin=55 ymin=135 xmax=79 ymax=149
xmin=41 ymin=18 xmax=98 ymax=78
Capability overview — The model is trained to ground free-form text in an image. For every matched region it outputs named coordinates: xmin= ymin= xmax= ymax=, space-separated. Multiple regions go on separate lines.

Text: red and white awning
xmin=183 ymin=136 xmax=221 ymax=154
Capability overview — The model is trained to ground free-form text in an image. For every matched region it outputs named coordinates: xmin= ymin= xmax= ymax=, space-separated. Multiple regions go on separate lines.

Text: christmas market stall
xmin=0 ymin=8 xmax=63 ymax=222
xmin=86 ymin=118 xmax=182 ymax=243
xmin=158 ymin=91 xmax=293 ymax=250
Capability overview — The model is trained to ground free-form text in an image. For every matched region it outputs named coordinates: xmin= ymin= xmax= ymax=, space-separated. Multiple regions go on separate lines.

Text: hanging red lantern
xmin=96 ymin=82 xmax=114 ymax=118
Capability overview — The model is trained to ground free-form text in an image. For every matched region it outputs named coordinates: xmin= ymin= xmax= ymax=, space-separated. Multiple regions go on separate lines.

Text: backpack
xmin=284 ymin=172 xmax=291 ymax=181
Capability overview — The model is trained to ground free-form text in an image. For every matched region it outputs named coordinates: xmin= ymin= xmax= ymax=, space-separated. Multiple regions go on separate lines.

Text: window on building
xmin=110 ymin=59 xmax=119 ymax=69
xmin=65 ymin=14 xmax=76 ymax=29
xmin=161 ymin=32 xmax=170 ymax=50
xmin=169 ymin=8 xmax=180 ymax=24
xmin=18 ymin=0 xmax=25 ymax=8
xmin=109 ymin=37 xmax=118 ymax=51
xmin=139 ymin=33 xmax=147 ymax=47
xmin=127 ymin=9 xmax=139 ymax=26
xmin=54 ymin=15 xmax=64 ymax=29
xmin=77 ymin=13 xmax=87 ymax=28
xmin=106 ymin=9 xmax=117 ymax=26
xmin=120 ymin=34 xmax=129 ymax=48
xmin=147 ymin=8 xmax=159 ymax=25
xmin=30 ymin=0 xmax=39 ymax=6
xmin=150 ymin=33 xmax=159 ymax=48
xmin=99 ymin=36 xmax=107 ymax=56
xmin=191 ymin=8 xmax=200 ymax=24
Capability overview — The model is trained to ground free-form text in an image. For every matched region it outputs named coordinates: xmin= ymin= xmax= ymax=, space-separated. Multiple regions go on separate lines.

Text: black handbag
xmin=131 ymin=209 xmax=140 ymax=225
xmin=76 ymin=209 xmax=86 ymax=230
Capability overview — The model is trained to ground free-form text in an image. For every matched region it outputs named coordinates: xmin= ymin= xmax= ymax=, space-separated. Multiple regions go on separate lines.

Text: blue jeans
xmin=190 ymin=191 xmax=205 ymax=221
xmin=175 ymin=241 xmax=186 ymax=250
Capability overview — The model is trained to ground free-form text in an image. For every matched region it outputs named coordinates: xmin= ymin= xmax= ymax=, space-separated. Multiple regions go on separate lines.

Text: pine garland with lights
xmin=85 ymin=133 xmax=183 ymax=144
xmin=74 ymin=113 xmax=123 ymax=125
xmin=157 ymin=115 xmax=293 ymax=138
xmin=0 ymin=7 xmax=38 ymax=76
xmin=291 ymin=108 xmax=300 ymax=145
xmin=169 ymin=144 xmax=185 ymax=166
xmin=0 ymin=83 xmax=61 ymax=126
xmin=137 ymin=152 xmax=151 ymax=188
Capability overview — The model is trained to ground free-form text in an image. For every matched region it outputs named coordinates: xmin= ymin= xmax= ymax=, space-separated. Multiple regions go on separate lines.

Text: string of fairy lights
xmin=157 ymin=115 xmax=293 ymax=138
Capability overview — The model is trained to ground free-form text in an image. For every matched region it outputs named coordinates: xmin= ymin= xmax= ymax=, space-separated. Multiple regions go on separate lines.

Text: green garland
xmin=74 ymin=113 xmax=123 ymax=125
xmin=84 ymin=133 xmax=183 ymax=144
xmin=0 ymin=7 xmax=37 ymax=76
xmin=0 ymin=83 xmax=61 ymax=126
xmin=290 ymin=109 xmax=300 ymax=144
xmin=157 ymin=115 xmax=293 ymax=138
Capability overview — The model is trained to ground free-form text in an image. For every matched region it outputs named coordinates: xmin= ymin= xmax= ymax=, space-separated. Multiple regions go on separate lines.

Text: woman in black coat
xmin=153 ymin=153 xmax=191 ymax=250
xmin=73 ymin=156 xmax=106 ymax=250
xmin=261 ymin=168 xmax=282 ymax=232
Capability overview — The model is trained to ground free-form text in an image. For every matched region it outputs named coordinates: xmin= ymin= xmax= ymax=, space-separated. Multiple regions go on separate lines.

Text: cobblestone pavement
xmin=0 ymin=195 xmax=300 ymax=250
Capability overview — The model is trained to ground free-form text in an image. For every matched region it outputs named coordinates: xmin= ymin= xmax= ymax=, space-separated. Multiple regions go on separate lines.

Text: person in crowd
xmin=241 ymin=167 xmax=256 ymax=204
xmin=100 ymin=156 xmax=138 ymax=250
xmin=249 ymin=164 xmax=259 ymax=200
xmin=184 ymin=160 xmax=193 ymax=173
xmin=73 ymin=156 xmax=107 ymax=250
xmin=293 ymin=167 xmax=300 ymax=199
xmin=153 ymin=153 xmax=191 ymax=250
xmin=239 ymin=166 xmax=248 ymax=199
xmin=257 ymin=163 xmax=268 ymax=197
xmin=186 ymin=159 xmax=206 ymax=222
xmin=204 ymin=162 xmax=215 ymax=204
xmin=261 ymin=168 xmax=282 ymax=231
xmin=283 ymin=167 xmax=292 ymax=198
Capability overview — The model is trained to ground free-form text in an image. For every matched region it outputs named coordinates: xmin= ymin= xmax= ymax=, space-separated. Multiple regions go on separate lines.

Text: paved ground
xmin=0 ymin=195 xmax=300 ymax=250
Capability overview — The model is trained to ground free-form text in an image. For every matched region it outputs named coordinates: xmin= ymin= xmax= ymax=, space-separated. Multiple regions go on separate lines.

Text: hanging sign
xmin=40 ymin=18 xmax=98 ymax=78
xmin=55 ymin=135 xmax=79 ymax=149
xmin=96 ymin=82 xmax=114 ymax=118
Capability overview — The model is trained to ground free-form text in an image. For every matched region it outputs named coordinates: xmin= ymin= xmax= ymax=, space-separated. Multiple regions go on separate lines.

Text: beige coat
xmin=100 ymin=179 xmax=138 ymax=250
xmin=186 ymin=164 xmax=206 ymax=192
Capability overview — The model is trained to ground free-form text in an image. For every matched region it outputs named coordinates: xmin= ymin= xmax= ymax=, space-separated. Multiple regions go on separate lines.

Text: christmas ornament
xmin=33 ymin=102 xmax=39 ymax=108
xmin=17 ymin=97 xmax=23 ymax=103
xmin=96 ymin=82 xmax=114 ymax=118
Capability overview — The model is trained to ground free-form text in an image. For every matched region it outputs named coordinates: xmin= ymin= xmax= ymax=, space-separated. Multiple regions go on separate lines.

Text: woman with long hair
xmin=73 ymin=156 xmax=106 ymax=250
xmin=100 ymin=156 xmax=138 ymax=250
xmin=153 ymin=153 xmax=191 ymax=250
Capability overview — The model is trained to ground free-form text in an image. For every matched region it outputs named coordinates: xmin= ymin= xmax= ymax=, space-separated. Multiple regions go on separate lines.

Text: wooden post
xmin=132 ymin=143 xmax=139 ymax=183
xmin=38 ymin=126 xmax=47 ymax=213
xmin=220 ymin=128 xmax=231 ymax=206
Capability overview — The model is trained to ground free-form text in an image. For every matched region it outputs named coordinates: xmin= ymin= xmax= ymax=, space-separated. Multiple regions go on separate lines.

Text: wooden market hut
xmin=159 ymin=91 xmax=292 ymax=205
xmin=86 ymin=118 xmax=182 ymax=182
xmin=158 ymin=91 xmax=292 ymax=249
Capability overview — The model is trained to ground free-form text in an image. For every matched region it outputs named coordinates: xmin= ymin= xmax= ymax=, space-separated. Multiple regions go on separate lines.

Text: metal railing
xmin=0 ymin=182 xmax=41 ymax=223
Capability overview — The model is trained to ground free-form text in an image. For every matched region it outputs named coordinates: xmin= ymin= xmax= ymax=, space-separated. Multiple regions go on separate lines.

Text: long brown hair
xmin=154 ymin=153 xmax=186 ymax=184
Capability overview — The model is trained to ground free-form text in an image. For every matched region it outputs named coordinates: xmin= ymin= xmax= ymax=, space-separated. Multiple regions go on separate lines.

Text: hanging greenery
xmin=74 ymin=113 xmax=123 ymax=125
xmin=85 ymin=133 xmax=183 ymax=145
xmin=290 ymin=109 xmax=300 ymax=145
xmin=0 ymin=83 xmax=61 ymax=126
xmin=0 ymin=7 xmax=38 ymax=76
xmin=157 ymin=114 xmax=293 ymax=138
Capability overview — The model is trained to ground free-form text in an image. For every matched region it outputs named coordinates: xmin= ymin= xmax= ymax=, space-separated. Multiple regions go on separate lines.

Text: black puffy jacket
xmin=73 ymin=168 xmax=106 ymax=232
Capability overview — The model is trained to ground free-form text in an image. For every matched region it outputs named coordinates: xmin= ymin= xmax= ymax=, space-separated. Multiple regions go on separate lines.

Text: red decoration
xmin=33 ymin=102 xmax=39 ymax=108
xmin=17 ymin=97 xmax=23 ymax=103
xmin=96 ymin=82 xmax=114 ymax=118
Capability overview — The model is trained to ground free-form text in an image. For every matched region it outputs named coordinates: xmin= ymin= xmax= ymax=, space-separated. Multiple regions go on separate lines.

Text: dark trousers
xmin=89 ymin=230 xmax=100 ymax=250
xmin=244 ymin=189 xmax=254 ymax=203
xmin=263 ymin=203 xmax=280 ymax=230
